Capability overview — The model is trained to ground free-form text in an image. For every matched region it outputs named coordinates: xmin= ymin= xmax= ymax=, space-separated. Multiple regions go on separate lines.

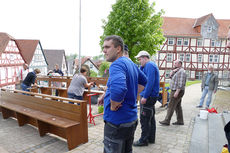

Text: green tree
xmin=99 ymin=61 xmax=111 ymax=77
xmin=90 ymin=70 xmax=98 ymax=77
xmin=100 ymin=0 xmax=165 ymax=61
xmin=92 ymin=54 xmax=104 ymax=60
xmin=66 ymin=53 xmax=78 ymax=60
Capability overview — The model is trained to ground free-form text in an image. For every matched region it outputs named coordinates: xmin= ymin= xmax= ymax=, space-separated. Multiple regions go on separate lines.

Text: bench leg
xmin=37 ymin=120 xmax=49 ymax=136
xmin=1 ymin=107 xmax=14 ymax=119
xmin=66 ymin=125 xmax=81 ymax=150
xmin=16 ymin=112 xmax=28 ymax=126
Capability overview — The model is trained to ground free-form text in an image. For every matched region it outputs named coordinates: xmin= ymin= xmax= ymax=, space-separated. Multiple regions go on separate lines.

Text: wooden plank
xmin=189 ymin=116 xmax=208 ymax=153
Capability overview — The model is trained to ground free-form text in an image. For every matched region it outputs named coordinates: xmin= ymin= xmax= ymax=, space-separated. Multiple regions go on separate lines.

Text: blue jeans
xmin=21 ymin=83 xmax=30 ymax=95
xmin=21 ymin=83 xmax=30 ymax=91
xmin=199 ymin=86 xmax=213 ymax=107
xmin=103 ymin=120 xmax=137 ymax=153
xmin=67 ymin=93 xmax=83 ymax=104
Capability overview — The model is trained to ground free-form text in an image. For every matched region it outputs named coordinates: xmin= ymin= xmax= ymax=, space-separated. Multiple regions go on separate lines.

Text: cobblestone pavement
xmin=0 ymin=83 xmax=202 ymax=153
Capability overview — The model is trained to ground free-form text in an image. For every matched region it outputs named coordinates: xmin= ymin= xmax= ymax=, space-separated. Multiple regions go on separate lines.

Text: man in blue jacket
xmin=133 ymin=51 xmax=160 ymax=147
xmin=99 ymin=35 xmax=147 ymax=153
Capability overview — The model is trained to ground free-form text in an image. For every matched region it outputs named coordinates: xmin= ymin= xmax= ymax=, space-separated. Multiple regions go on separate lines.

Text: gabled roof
xmin=162 ymin=17 xmax=199 ymax=37
xmin=162 ymin=14 xmax=230 ymax=38
xmin=0 ymin=32 xmax=15 ymax=54
xmin=193 ymin=13 xmax=213 ymax=28
xmin=15 ymin=39 xmax=40 ymax=64
xmin=75 ymin=56 xmax=99 ymax=70
xmin=43 ymin=49 xmax=66 ymax=70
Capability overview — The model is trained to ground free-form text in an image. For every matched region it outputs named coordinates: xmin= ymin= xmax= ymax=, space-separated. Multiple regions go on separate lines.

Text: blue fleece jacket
xmin=103 ymin=57 xmax=147 ymax=125
xmin=140 ymin=61 xmax=160 ymax=98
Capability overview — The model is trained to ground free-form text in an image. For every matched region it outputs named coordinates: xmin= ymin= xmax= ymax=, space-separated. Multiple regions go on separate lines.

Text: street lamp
xmin=78 ymin=0 xmax=81 ymax=73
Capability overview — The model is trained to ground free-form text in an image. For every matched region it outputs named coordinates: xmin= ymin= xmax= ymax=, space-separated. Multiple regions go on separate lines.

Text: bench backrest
xmin=1 ymin=89 xmax=87 ymax=122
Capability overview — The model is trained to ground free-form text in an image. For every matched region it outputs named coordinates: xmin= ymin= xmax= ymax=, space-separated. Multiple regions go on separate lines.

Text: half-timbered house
xmin=157 ymin=14 xmax=230 ymax=82
xmin=0 ymin=33 xmax=25 ymax=88
xmin=16 ymin=39 xmax=48 ymax=75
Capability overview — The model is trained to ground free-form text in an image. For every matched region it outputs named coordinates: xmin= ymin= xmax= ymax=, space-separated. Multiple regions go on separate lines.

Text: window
xmin=179 ymin=54 xmax=184 ymax=61
xmin=214 ymin=55 xmax=219 ymax=63
xmin=211 ymin=40 xmax=215 ymax=47
xmin=209 ymin=54 xmax=214 ymax=63
xmin=167 ymin=53 xmax=173 ymax=62
xmin=168 ymin=38 xmax=174 ymax=45
xmin=198 ymin=54 xmax=203 ymax=62
xmin=197 ymin=39 xmax=203 ymax=46
xmin=177 ymin=38 xmax=182 ymax=46
xmin=165 ymin=70 xmax=170 ymax=78
xmin=186 ymin=70 xmax=190 ymax=78
xmin=183 ymin=38 xmax=189 ymax=46
xmin=223 ymin=71 xmax=229 ymax=78
xmin=216 ymin=40 xmax=221 ymax=47
xmin=207 ymin=26 xmax=212 ymax=33
xmin=186 ymin=53 xmax=190 ymax=62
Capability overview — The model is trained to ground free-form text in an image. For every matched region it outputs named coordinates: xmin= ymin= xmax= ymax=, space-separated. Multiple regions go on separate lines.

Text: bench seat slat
xmin=1 ymin=102 xmax=79 ymax=128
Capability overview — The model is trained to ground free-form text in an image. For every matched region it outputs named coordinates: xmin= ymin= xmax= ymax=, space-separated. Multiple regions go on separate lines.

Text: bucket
xmin=200 ymin=110 xmax=208 ymax=119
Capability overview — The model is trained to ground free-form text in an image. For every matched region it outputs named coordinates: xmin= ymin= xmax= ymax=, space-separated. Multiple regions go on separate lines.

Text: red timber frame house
xmin=157 ymin=14 xmax=230 ymax=82
xmin=0 ymin=33 xmax=24 ymax=88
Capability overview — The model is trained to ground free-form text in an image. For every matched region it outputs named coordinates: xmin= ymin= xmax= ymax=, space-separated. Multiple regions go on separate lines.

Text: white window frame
xmin=177 ymin=38 xmax=182 ymax=46
xmin=198 ymin=54 xmax=203 ymax=62
xmin=185 ymin=53 xmax=191 ymax=62
xmin=167 ymin=53 xmax=173 ymax=62
xmin=209 ymin=54 xmax=214 ymax=63
xmin=168 ymin=38 xmax=174 ymax=45
xmin=165 ymin=70 xmax=170 ymax=78
xmin=197 ymin=39 xmax=203 ymax=46
xmin=183 ymin=38 xmax=189 ymax=46
xmin=179 ymin=54 xmax=184 ymax=61
xmin=207 ymin=26 xmax=212 ymax=33
xmin=211 ymin=40 xmax=215 ymax=47
xmin=214 ymin=54 xmax=219 ymax=63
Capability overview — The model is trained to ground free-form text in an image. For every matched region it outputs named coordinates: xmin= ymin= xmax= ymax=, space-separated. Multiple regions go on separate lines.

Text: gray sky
xmin=0 ymin=0 xmax=229 ymax=57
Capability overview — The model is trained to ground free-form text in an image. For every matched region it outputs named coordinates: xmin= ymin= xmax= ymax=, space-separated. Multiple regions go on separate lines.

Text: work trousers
xmin=103 ymin=120 xmax=137 ymax=153
xmin=164 ymin=90 xmax=184 ymax=123
xmin=139 ymin=97 xmax=157 ymax=143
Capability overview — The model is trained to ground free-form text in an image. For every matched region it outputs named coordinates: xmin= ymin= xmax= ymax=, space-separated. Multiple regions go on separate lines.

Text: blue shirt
xmin=104 ymin=57 xmax=147 ymax=125
xmin=140 ymin=61 xmax=160 ymax=98
xmin=22 ymin=71 xmax=36 ymax=87
xmin=205 ymin=73 xmax=212 ymax=86
xmin=53 ymin=69 xmax=64 ymax=76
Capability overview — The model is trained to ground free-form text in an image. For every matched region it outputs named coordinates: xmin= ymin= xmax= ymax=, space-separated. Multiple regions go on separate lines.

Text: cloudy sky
xmin=0 ymin=0 xmax=229 ymax=56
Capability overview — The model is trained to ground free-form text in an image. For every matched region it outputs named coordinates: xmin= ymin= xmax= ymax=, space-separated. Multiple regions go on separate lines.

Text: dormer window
xmin=207 ymin=26 xmax=212 ymax=33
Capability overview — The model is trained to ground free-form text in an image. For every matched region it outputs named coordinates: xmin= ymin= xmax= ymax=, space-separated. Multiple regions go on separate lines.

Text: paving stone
xmin=0 ymin=84 xmax=202 ymax=153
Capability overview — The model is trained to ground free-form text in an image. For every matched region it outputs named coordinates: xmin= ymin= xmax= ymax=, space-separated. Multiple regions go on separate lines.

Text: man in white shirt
xmin=15 ymin=63 xmax=29 ymax=89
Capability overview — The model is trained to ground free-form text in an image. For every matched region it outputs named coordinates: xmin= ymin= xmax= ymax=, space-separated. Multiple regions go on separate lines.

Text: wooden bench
xmin=0 ymin=89 xmax=88 ymax=150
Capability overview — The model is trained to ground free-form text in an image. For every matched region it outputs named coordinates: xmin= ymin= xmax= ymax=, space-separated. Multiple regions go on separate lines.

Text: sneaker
xmin=196 ymin=105 xmax=202 ymax=108
xmin=133 ymin=140 xmax=148 ymax=147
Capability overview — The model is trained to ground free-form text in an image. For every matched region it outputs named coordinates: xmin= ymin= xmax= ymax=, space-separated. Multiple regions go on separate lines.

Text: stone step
xmin=189 ymin=116 xmax=208 ymax=153
xmin=189 ymin=113 xmax=229 ymax=153
xmin=208 ymin=113 xmax=227 ymax=153
xmin=223 ymin=112 xmax=230 ymax=125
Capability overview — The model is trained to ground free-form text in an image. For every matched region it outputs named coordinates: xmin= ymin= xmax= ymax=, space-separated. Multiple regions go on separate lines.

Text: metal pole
xmin=78 ymin=0 xmax=81 ymax=73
